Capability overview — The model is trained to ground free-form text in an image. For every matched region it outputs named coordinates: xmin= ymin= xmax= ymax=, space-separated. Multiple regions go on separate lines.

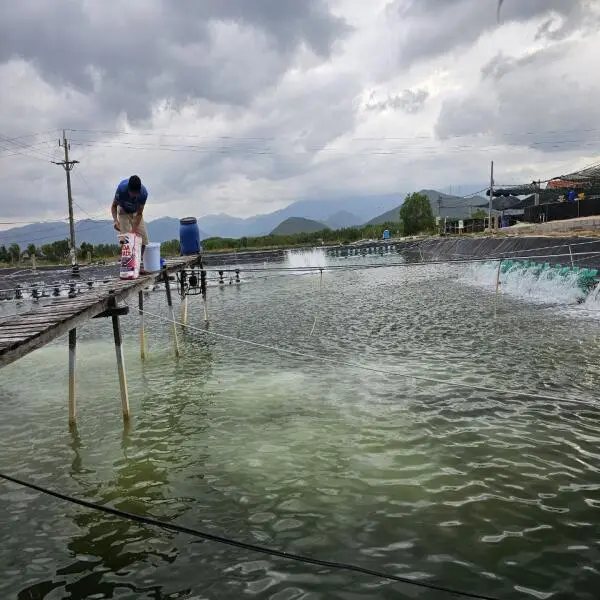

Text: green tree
xmin=27 ymin=243 xmax=36 ymax=257
xmin=41 ymin=239 xmax=70 ymax=262
xmin=399 ymin=192 xmax=436 ymax=236
xmin=79 ymin=242 xmax=94 ymax=261
xmin=8 ymin=243 xmax=20 ymax=263
xmin=0 ymin=245 xmax=8 ymax=263
xmin=471 ymin=209 xmax=487 ymax=219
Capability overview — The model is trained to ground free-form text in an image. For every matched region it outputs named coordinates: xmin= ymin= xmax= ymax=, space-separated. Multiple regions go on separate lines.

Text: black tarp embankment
xmin=525 ymin=197 xmax=600 ymax=223
xmin=401 ymin=237 xmax=600 ymax=269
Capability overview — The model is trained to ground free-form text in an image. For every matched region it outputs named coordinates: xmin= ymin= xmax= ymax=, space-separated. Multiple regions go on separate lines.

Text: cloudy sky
xmin=1 ymin=0 xmax=599 ymax=227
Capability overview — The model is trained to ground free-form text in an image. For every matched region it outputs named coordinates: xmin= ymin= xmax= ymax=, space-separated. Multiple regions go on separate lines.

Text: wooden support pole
xmin=163 ymin=268 xmax=180 ymax=357
xmin=138 ymin=290 xmax=146 ymax=361
xmin=109 ymin=293 xmax=130 ymax=422
xmin=494 ymin=260 xmax=502 ymax=319
xmin=179 ymin=270 xmax=188 ymax=327
xmin=201 ymin=269 xmax=208 ymax=323
xmin=181 ymin=295 xmax=188 ymax=327
xmin=68 ymin=328 xmax=76 ymax=427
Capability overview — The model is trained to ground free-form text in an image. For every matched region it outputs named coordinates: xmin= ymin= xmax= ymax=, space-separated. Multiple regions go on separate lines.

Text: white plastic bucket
xmin=144 ymin=242 xmax=161 ymax=272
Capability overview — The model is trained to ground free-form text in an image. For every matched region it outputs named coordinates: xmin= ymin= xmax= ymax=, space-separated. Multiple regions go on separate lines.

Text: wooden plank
xmin=0 ymin=298 xmax=111 ymax=367
xmin=0 ymin=255 xmax=201 ymax=368
xmin=0 ymin=326 xmax=47 ymax=334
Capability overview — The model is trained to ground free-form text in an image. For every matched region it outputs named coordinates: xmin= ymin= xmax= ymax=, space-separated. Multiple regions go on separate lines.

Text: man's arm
xmin=111 ymin=199 xmax=120 ymax=230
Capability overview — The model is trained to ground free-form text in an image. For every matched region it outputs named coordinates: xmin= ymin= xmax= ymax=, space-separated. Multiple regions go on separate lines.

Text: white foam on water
xmin=464 ymin=261 xmax=587 ymax=305
xmin=285 ymin=248 xmax=328 ymax=273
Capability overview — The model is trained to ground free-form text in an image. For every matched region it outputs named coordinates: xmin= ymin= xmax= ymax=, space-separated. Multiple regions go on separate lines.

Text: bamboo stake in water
xmin=68 ymin=328 xmax=76 ymax=427
xmin=163 ymin=268 xmax=180 ymax=357
xmin=138 ymin=291 xmax=146 ymax=361
xmin=569 ymin=244 xmax=574 ymax=268
xmin=180 ymin=295 xmax=188 ymax=327
xmin=494 ymin=260 xmax=502 ymax=318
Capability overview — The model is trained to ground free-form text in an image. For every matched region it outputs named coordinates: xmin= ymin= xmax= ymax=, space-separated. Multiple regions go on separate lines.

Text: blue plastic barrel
xmin=179 ymin=217 xmax=201 ymax=255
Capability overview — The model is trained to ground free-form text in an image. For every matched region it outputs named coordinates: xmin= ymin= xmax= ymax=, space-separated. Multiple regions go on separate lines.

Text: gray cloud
xmin=388 ymin=0 xmax=593 ymax=67
xmin=435 ymin=42 xmax=600 ymax=152
xmin=1 ymin=1 xmax=599 ymax=226
xmin=0 ymin=0 xmax=349 ymax=123
xmin=365 ymin=88 xmax=429 ymax=113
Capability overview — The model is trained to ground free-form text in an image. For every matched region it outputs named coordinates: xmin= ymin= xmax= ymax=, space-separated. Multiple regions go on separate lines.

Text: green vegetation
xmin=200 ymin=221 xmax=403 ymax=252
xmin=399 ymin=192 xmax=436 ymax=236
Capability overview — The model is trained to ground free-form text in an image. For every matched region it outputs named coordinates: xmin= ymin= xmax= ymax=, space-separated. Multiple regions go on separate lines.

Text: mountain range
xmin=0 ymin=190 xmax=490 ymax=247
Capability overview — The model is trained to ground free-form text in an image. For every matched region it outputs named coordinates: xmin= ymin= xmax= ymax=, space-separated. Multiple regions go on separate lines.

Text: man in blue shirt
xmin=111 ymin=175 xmax=150 ymax=265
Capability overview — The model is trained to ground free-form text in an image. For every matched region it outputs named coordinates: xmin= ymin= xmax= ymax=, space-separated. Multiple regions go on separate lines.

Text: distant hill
xmin=323 ymin=210 xmax=362 ymax=229
xmin=366 ymin=206 xmax=402 ymax=225
xmin=196 ymin=195 xmax=402 ymax=237
xmin=0 ymin=217 xmax=208 ymax=248
xmin=270 ymin=217 xmax=329 ymax=236
xmin=366 ymin=189 xmax=490 ymax=225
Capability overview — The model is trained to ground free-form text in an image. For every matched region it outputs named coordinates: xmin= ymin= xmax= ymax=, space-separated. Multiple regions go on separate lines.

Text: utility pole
xmin=488 ymin=160 xmax=494 ymax=233
xmin=53 ymin=130 xmax=80 ymax=277
xmin=534 ymin=180 xmax=540 ymax=206
xmin=438 ymin=195 xmax=442 ymax=218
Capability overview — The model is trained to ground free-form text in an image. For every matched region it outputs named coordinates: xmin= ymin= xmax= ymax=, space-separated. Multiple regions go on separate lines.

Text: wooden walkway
xmin=0 ymin=256 xmax=200 ymax=369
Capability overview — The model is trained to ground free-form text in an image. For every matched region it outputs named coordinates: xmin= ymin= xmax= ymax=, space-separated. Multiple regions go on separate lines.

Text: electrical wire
xmin=0 ymin=471 xmax=500 ymax=600
xmin=68 ymin=125 xmax=600 ymax=142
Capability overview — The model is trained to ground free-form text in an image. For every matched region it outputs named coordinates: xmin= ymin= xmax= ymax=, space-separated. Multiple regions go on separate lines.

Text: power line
xmin=0 ymin=129 xmax=59 ymax=142
xmin=74 ymin=170 xmax=110 ymax=216
xmin=0 ymin=471 xmax=500 ymax=600
xmin=0 ymin=132 xmax=59 ymax=162
xmin=68 ymin=125 xmax=600 ymax=142
xmin=68 ymin=138 xmax=600 ymax=157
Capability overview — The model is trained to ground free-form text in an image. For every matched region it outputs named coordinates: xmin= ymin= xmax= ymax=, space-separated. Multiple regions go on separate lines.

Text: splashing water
xmin=285 ymin=248 xmax=328 ymax=273
xmin=464 ymin=261 xmax=589 ymax=305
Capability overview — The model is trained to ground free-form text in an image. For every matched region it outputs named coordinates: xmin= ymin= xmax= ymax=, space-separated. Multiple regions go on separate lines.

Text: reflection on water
xmin=1 ymin=252 xmax=600 ymax=599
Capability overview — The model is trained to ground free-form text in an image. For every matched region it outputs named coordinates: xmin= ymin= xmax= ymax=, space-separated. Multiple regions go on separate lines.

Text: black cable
xmin=0 ymin=471 xmax=501 ymax=600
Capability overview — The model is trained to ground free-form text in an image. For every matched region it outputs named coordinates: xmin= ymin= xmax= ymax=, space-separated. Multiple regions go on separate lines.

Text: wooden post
xmin=569 ymin=244 xmax=574 ymax=268
xmin=181 ymin=295 xmax=188 ymax=327
xmin=68 ymin=328 xmax=76 ymax=427
xmin=201 ymin=269 xmax=208 ymax=323
xmin=163 ymin=268 xmax=180 ymax=357
xmin=138 ymin=290 xmax=146 ymax=361
xmin=179 ymin=270 xmax=188 ymax=327
xmin=494 ymin=260 xmax=502 ymax=318
xmin=109 ymin=292 xmax=130 ymax=422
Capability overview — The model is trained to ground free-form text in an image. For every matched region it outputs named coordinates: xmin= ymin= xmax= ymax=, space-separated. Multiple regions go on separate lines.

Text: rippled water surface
xmin=2 ymin=251 xmax=600 ymax=599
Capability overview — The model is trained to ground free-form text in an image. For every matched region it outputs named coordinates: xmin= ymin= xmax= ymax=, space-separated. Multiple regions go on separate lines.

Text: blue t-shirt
xmin=114 ymin=178 xmax=148 ymax=214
